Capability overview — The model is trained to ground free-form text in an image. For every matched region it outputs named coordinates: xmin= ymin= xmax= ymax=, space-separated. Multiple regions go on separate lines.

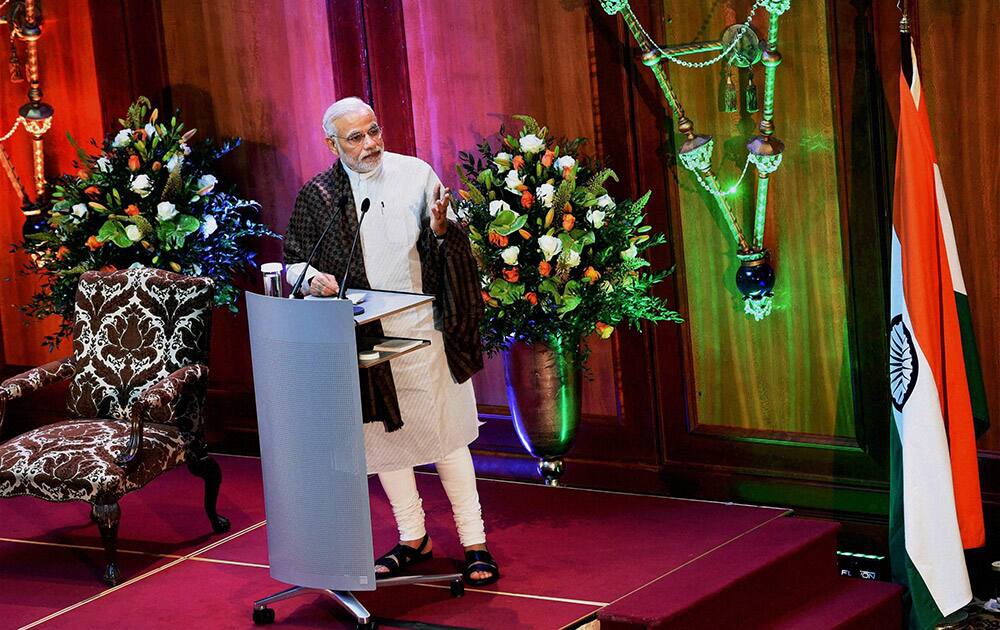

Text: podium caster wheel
xmin=252 ymin=607 xmax=275 ymax=625
xmin=450 ymin=579 xmax=465 ymax=598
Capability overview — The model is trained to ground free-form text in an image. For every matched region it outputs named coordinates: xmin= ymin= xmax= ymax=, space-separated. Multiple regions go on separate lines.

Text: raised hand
xmin=431 ymin=184 xmax=451 ymax=237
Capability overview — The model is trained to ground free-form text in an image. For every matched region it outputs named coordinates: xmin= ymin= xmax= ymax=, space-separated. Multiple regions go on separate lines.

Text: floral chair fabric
xmin=68 ymin=268 xmax=211 ymax=434
xmin=0 ymin=268 xmax=229 ymax=585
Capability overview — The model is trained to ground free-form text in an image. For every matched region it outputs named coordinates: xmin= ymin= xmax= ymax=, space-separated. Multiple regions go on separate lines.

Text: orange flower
xmin=524 ymin=292 xmax=538 ymax=305
xmin=595 ymin=322 xmax=614 ymax=339
xmin=512 ymin=155 xmax=525 ymax=171
xmin=152 ymin=161 xmax=162 ymax=171
xmin=125 ymin=204 xmax=140 ymax=216
xmin=520 ymin=190 xmax=534 ymax=209
xmin=133 ymin=129 xmax=146 ymax=142
xmin=481 ymin=290 xmax=492 ymax=303
xmin=583 ymin=266 xmax=601 ymax=283
xmin=56 ymin=246 xmax=69 ymax=261
xmin=84 ymin=186 xmax=101 ymax=197
xmin=488 ymin=231 xmax=509 ymax=247
xmin=77 ymin=169 xmax=89 ymax=181
xmin=502 ymin=267 xmax=520 ymax=283
xmin=562 ymin=213 xmax=576 ymax=231
xmin=563 ymin=201 xmax=573 ymax=214
xmin=541 ymin=150 xmax=555 ymax=168
xmin=99 ymin=264 xmax=117 ymax=273
xmin=562 ymin=166 xmax=573 ymax=179
xmin=518 ymin=228 xmax=532 ymax=240
xmin=538 ymin=261 xmax=552 ymax=277
xmin=128 ymin=154 xmax=141 ymax=171
xmin=86 ymin=236 xmax=103 ymax=251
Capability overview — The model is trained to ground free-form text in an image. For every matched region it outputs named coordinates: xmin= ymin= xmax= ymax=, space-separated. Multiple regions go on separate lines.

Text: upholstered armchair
xmin=0 ymin=268 xmax=230 ymax=585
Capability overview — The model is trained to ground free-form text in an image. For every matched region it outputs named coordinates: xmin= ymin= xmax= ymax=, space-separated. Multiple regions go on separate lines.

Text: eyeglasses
xmin=330 ymin=123 xmax=383 ymax=148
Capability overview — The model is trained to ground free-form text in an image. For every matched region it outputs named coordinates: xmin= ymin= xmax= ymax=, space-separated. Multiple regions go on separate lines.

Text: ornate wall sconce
xmin=0 ymin=0 xmax=53 ymax=237
xmin=600 ymin=0 xmax=791 ymax=320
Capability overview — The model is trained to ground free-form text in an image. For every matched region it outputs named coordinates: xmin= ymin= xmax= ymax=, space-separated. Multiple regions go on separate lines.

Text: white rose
xmin=96 ymin=156 xmax=112 ymax=173
xmin=130 ymin=174 xmax=152 ymax=197
xmin=559 ymin=248 xmax=581 ymax=268
xmin=538 ymin=235 xmax=563 ymax=261
xmin=125 ymin=225 xmax=142 ymax=242
xmin=555 ymin=156 xmax=576 ymax=172
xmin=500 ymin=246 xmax=520 ymax=265
xmin=71 ymin=203 xmax=88 ymax=218
xmin=597 ymin=194 xmax=615 ymax=208
xmin=519 ymin=133 xmax=545 ymax=154
xmin=586 ymin=208 xmax=607 ymax=229
xmin=488 ymin=199 xmax=511 ymax=217
xmin=197 ymin=174 xmax=218 ymax=194
xmin=180 ymin=142 xmax=191 ymax=156
xmin=113 ymin=129 xmax=132 ymax=147
xmin=621 ymin=244 xmax=638 ymax=259
xmin=504 ymin=169 xmax=523 ymax=193
xmin=156 ymin=201 xmax=178 ymax=221
xmin=201 ymin=214 xmax=218 ymax=237
xmin=535 ymin=183 xmax=555 ymax=208
xmin=493 ymin=152 xmax=512 ymax=173
xmin=144 ymin=123 xmax=157 ymax=139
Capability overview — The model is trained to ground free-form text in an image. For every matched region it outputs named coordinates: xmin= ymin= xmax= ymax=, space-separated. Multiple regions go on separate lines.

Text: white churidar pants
xmin=376 ymin=445 xmax=486 ymax=547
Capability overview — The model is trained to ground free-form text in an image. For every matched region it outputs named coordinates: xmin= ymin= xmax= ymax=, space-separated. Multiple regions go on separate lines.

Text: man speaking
xmin=283 ymin=97 xmax=499 ymax=585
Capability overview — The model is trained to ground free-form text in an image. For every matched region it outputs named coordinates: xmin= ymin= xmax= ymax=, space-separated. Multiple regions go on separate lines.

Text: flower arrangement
xmin=20 ymin=97 xmax=276 ymax=349
xmin=456 ymin=115 xmax=681 ymax=360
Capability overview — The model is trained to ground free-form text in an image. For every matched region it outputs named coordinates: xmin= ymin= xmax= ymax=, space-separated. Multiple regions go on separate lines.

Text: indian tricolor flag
xmin=889 ymin=41 xmax=989 ymax=629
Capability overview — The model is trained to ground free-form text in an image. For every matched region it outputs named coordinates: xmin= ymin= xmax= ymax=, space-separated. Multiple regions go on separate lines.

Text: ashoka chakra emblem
xmin=889 ymin=315 xmax=918 ymax=412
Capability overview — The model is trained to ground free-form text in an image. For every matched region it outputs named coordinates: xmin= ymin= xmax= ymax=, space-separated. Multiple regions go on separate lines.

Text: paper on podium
xmin=303 ymin=292 xmax=366 ymax=304
xmin=351 ymin=288 xmax=433 ymax=326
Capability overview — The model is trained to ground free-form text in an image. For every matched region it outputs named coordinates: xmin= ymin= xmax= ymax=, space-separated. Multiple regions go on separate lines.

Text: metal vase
xmin=502 ymin=339 xmax=581 ymax=486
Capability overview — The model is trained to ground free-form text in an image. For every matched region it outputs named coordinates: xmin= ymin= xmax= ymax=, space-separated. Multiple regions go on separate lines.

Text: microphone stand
xmin=338 ymin=200 xmax=373 ymax=314
xmin=288 ymin=203 xmax=347 ymax=299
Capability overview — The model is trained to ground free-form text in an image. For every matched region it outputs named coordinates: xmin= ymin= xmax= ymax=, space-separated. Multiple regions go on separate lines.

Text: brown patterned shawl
xmin=283 ymin=161 xmax=483 ymax=433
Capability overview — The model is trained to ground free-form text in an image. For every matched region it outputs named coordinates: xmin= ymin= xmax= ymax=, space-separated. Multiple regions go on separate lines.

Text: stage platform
xmin=0 ymin=454 xmax=900 ymax=629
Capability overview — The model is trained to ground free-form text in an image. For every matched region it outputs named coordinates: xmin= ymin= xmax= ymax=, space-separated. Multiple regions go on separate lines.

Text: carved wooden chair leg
xmin=91 ymin=502 xmax=122 ymax=586
xmin=187 ymin=449 xmax=230 ymax=534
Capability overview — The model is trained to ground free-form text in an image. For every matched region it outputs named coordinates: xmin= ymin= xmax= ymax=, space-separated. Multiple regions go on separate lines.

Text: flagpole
xmin=899 ymin=0 xmax=912 ymax=84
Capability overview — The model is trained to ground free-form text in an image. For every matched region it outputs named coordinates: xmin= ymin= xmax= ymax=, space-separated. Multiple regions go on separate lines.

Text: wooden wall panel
xmin=0 ymin=0 xmax=105 ymax=366
xmin=157 ymin=0 xmax=338 ymax=399
xmin=916 ymin=4 xmax=1000 ymax=453
xmin=401 ymin=0 xmax=620 ymax=420
xmin=661 ymin=0 xmax=856 ymax=438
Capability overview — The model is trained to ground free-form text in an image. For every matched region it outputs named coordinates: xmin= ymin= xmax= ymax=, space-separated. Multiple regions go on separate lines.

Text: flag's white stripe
xmin=909 ymin=43 xmax=922 ymax=108
xmin=932 ymin=164 xmax=967 ymax=294
xmin=890 ymin=229 xmax=972 ymax=616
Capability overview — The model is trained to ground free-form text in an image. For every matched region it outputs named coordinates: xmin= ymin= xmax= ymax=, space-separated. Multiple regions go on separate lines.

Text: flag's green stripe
xmin=955 ymin=292 xmax=989 ymax=437
xmin=890 ymin=416 xmax=946 ymax=629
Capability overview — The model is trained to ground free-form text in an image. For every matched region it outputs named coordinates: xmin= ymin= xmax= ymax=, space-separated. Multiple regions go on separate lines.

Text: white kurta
xmin=344 ymin=152 xmax=479 ymax=473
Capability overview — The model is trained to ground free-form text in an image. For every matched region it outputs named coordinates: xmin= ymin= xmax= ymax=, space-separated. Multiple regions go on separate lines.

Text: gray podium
xmin=246 ymin=290 xmax=463 ymax=629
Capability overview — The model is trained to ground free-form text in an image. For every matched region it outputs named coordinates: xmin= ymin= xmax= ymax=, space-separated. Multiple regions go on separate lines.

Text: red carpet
xmin=0 ymin=454 xmax=900 ymax=629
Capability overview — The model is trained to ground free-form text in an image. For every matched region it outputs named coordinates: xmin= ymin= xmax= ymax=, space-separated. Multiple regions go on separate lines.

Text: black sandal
xmin=374 ymin=534 xmax=432 ymax=579
xmin=463 ymin=549 xmax=500 ymax=586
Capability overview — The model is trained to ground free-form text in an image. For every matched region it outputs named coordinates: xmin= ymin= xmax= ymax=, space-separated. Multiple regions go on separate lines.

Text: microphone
xmin=338 ymin=198 xmax=371 ymax=303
